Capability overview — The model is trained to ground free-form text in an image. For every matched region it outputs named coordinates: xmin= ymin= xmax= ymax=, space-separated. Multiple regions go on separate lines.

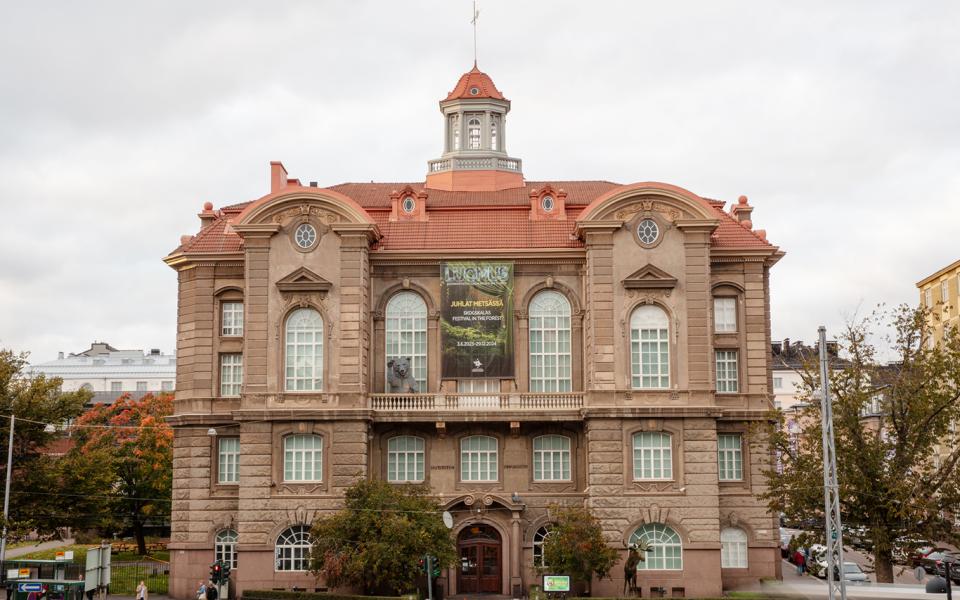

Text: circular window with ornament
xmin=469 ymin=86 xmax=480 ymax=96
xmin=293 ymin=222 xmax=318 ymax=250
xmin=402 ymin=196 xmax=416 ymax=214
xmin=635 ymin=218 xmax=662 ymax=247
xmin=541 ymin=195 xmax=555 ymax=212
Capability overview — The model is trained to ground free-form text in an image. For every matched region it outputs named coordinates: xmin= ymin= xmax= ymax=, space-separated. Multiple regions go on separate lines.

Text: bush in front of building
xmin=242 ymin=591 xmax=399 ymax=600
xmin=540 ymin=504 xmax=619 ymax=596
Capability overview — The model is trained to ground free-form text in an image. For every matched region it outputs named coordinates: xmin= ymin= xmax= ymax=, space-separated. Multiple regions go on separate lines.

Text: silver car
xmin=839 ymin=562 xmax=870 ymax=585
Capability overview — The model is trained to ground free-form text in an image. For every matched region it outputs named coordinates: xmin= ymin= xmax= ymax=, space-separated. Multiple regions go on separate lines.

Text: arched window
xmin=468 ymin=117 xmax=482 ymax=149
xmin=385 ymin=292 xmax=428 ymax=393
xmin=630 ymin=523 xmax=682 ymax=570
xmin=275 ymin=525 xmax=311 ymax=571
xmin=285 ymin=308 xmax=323 ymax=391
xmin=533 ymin=435 xmax=571 ymax=481
xmin=387 ymin=435 xmax=425 ymax=482
xmin=532 ymin=526 xmax=552 ymax=567
xmin=630 ymin=305 xmax=669 ymax=389
xmin=721 ymin=527 xmax=748 ymax=568
xmin=529 ymin=291 xmax=572 ymax=392
xmin=490 ymin=115 xmax=499 ymax=151
xmin=461 ymin=435 xmax=498 ymax=481
xmin=451 ymin=114 xmax=461 ymax=151
xmin=632 ymin=432 xmax=672 ymax=480
xmin=283 ymin=434 xmax=323 ymax=482
xmin=215 ymin=529 xmax=238 ymax=569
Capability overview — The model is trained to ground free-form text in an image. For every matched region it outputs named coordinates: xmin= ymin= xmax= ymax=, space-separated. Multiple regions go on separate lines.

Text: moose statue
xmin=623 ymin=540 xmax=651 ymax=597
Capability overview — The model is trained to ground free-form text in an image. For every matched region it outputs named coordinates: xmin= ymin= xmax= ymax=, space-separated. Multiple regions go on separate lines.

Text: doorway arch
xmin=457 ymin=523 xmax=502 ymax=594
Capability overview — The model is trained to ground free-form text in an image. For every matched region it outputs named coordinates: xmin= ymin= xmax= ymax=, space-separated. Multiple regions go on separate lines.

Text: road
xmin=4 ymin=538 xmax=74 ymax=559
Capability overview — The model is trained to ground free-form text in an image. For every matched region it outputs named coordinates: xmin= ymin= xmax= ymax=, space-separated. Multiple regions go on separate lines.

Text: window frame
xmin=467 ymin=115 xmax=482 ymax=150
xmin=713 ymin=297 xmax=737 ymax=333
xmin=528 ymin=290 xmax=573 ymax=393
xmin=385 ymin=292 xmax=428 ymax=393
xmin=284 ymin=308 xmax=324 ymax=392
xmin=632 ymin=432 xmax=674 ymax=481
xmin=220 ymin=353 xmax=243 ymax=397
xmin=283 ymin=434 xmax=324 ymax=483
xmin=532 ymin=525 xmax=552 ymax=568
xmin=717 ymin=433 xmax=743 ymax=481
xmin=215 ymin=529 xmax=239 ymax=570
xmin=387 ymin=435 xmax=426 ymax=483
xmin=110 ymin=382 xmax=123 ymax=393
xmin=532 ymin=435 xmax=572 ymax=482
xmin=629 ymin=305 xmax=670 ymax=390
xmin=221 ymin=301 xmax=244 ymax=337
xmin=630 ymin=523 xmax=683 ymax=571
xmin=218 ymin=437 xmax=240 ymax=484
xmin=715 ymin=350 xmax=739 ymax=394
xmin=720 ymin=527 xmax=748 ymax=568
xmin=275 ymin=525 xmax=311 ymax=572
xmin=460 ymin=435 xmax=499 ymax=482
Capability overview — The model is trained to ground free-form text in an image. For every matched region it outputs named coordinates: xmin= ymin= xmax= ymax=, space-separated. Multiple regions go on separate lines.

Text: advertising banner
xmin=440 ymin=262 xmax=514 ymax=378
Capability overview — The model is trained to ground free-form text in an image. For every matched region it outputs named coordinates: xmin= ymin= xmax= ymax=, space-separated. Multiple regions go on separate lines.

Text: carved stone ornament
xmin=622 ymin=264 xmax=678 ymax=290
xmin=634 ymin=481 xmax=676 ymax=494
xmin=276 ymin=267 xmax=333 ymax=293
xmin=625 ymin=289 xmax=672 ymax=300
xmin=272 ymin=205 xmax=341 ymax=225
xmin=615 ymin=201 xmax=683 ymax=223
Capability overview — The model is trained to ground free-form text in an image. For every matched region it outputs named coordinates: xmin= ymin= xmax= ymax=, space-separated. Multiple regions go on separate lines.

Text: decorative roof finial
xmin=471 ymin=0 xmax=480 ymax=66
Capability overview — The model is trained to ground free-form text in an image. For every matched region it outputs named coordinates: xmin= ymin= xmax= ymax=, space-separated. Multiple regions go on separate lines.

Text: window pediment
xmin=622 ymin=264 xmax=678 ymax=290
xmin=276 ymin=267 xmax=332 ymax=293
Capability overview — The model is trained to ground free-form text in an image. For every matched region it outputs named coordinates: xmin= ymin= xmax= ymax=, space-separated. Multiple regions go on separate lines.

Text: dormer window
xmin=402 ymin=196 xmax=416 ymax=214
xmin=468 ymin=116 xmax=482 ymax=150
xmin=469 ymin=86 xmax=480 ymax=95
xmin=541 ymin=196 xmax=554 ymax=212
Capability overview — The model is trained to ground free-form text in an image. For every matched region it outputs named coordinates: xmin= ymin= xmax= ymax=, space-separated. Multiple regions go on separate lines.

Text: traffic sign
xmin=18 ymin=583 xmax=44 ymax=592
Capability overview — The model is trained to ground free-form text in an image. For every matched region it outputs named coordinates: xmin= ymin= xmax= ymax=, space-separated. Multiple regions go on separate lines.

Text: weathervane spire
xmin=471 ymin=0 xmax=480 ymax=66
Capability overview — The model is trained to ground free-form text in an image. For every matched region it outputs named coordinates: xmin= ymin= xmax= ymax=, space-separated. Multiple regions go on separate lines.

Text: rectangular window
xmin=943 ymin=280 xmax=950 ymax=307
xmin=387 ymin=436 xmax=425 ymax=482
xmin=457 ymin=379 xmax=501 ymax=409
xmin=284 ymin=434 xmax=323 ymax=482
xmin=533 ymin=435 xmax=571 ymax=481
xmin=632 ymin=432 xmax=673 ymax=480
xmin=461 ymin=436 xmax=498 ymax=481
xmin=630 ymin=327 xmax=670 ymax=389
xmin=218 ymin=438 xmax=240 ymax=484
xmin=925 ymin=288 xmax=933 ymax=307
xmin=222 ymin=302 xmax=244 ymax=336
xmin=161 ymin=380 xmax=173 ymax=391
xmin=136 ymin=381 xmax=147 ymax=392
xmin=220 ymin=354 xmax=243 ymax=397
xmin=716 ymin=351 xmax=739 ymax=393
xmin=773 ymin=377 xmax=783 ymax=389
xmin=110 ymin=382 xmax=123 ymax=393
xmin=714 ymin=297 xmax=737 ymax=333
xmin=718 ymin=433 xmax=744 ymax=481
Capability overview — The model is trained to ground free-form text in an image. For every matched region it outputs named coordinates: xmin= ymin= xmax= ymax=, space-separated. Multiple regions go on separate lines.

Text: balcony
xmin=369 ymin=392 xmax=583 ymax=412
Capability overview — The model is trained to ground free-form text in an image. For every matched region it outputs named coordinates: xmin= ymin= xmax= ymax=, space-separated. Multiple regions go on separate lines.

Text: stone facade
xmin=164 ymin=67 xmax=784 ymax=599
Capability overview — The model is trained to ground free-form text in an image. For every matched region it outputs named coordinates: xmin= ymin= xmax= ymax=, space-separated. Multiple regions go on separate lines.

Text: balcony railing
xmin=369 ymin=392 xmax=583 ymax=411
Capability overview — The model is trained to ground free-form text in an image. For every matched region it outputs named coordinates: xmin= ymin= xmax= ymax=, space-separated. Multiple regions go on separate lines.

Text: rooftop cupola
xmin=425 ymin=64 xmax=524 ymax=192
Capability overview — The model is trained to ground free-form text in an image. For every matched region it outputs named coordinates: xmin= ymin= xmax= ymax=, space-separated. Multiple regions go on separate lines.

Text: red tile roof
xmin=172 ymin=182 xmax=774 ymax=254
xmin=444 ymin=65 xmax=506 ymax=101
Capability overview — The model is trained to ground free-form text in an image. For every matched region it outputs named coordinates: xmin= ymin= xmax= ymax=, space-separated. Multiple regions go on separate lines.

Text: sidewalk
xmin=5 ymin=539 xmax=75 ymax=559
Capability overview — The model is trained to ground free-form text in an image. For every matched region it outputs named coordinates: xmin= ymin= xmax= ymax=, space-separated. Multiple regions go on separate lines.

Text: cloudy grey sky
xmin=1 ymin=1 xmax=957 ymax=363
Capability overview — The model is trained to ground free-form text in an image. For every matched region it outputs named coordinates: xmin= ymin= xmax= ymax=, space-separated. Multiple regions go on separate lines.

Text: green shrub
xmin=242 ymin=591 xmax=399 ymax=600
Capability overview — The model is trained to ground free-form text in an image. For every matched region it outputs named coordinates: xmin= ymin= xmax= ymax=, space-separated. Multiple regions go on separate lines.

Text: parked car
xmin=919 ymin=550 xmax=956 ymax=574
xmin=845 ymin=526 xmax=870 ymax=549
xmin=836 ymin=562 xmax=870 ymax=585
xmin=908 ymin=545 xmax=942 ymax=567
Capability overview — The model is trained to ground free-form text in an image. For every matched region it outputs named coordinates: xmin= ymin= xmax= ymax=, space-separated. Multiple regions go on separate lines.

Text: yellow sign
xmin=19 ymin=569 xmax=30 ymax=577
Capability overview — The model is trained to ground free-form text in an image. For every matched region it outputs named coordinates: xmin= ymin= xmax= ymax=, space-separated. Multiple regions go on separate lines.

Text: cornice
xmin=231 ymin=223 xmax=282 ymax=237
xmin=163 ymin=253 xmax=244 ymax=270
xmin=370 ymin=249 xmax=586 ymax=263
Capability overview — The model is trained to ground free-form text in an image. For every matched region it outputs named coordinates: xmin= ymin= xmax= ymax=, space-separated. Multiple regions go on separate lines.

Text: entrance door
xmin=457 ymin=524 xmax=502 ymax=594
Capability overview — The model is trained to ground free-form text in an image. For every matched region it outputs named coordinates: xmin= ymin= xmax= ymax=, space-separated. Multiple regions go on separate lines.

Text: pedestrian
xmin=206 ymin=580 xmax=219 ymax=600
xmin=794 ymin=548 xmax=806 ymax=575
xmin=197 ymin=581 xmax=207 ymax=600
xmin=136 ymin=581 xmax=148 ymax=600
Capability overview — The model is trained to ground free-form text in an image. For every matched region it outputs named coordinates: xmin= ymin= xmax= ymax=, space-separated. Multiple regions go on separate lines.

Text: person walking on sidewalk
xmin=794 ymin=548 xmax=806 ymax=575
xmin=136 ymin=580 xmax=148 ymax=600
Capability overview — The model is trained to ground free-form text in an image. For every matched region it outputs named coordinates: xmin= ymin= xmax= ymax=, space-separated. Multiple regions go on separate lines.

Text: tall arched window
xmin=720 ymin=527 xmax=748 ymax=568
xmin=215 ymin=529 xmax=238 ymax=569
xmin=275 ymin=525 xmax=311 ymax=571
xmin=529 ymin=291 xmax=572 ymax=392
xmin=468 ymin=117 xmax=482 ymax=149
xmin=385 ymin=292 xmax=428 ymax=393
xmin=533 ymin=526 xmax=552 ymax=567
xmin=490 ymin=115 xmax=500 ymax=151
xmin=285 ymin=308 xmax=323 ymax=391
xmin=630 ymin=523 xmax=682 ymax=570
xmin=451 ymin=114 xmax=461 ymax=151
xmin=630 ymin=305 xmax=669 ymax=389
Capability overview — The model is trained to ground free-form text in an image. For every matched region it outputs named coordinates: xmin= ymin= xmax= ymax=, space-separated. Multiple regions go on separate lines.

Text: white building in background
xmin=28 ymin=342 xmax=176 ymax=405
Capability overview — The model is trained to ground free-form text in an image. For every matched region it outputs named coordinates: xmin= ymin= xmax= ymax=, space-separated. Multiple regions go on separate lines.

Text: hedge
xmin=242 ymin=592 xmax=401 ymax=600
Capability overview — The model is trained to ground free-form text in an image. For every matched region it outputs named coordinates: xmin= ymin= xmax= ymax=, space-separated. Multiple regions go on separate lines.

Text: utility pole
xmin=819 ymin=326 xmax=846 ymax=600
xmin=0 ymin=415 xmax=15 ymax=568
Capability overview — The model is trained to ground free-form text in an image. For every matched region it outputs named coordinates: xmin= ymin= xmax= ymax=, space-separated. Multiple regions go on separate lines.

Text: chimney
xmin=150 ymin=349 xmax=161 ymax=356
xmin=58 ymin=352 xmax=64 ymax=360
xmin=198 ymin=202 xmax=216 ymax=230
xmin=782 ymin=338 xmax=790 ymax=355
xmin=270 ymin=161 xmax=288 ymax=193
xmin=771 ymin=341 xmax=782 ymax=355
xmin=730 ymin=195 xmax=754 ymax=225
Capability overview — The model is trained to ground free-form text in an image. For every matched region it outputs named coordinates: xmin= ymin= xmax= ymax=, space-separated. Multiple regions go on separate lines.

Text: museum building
xmin=164 ymin=65 xmax=784 ymax=599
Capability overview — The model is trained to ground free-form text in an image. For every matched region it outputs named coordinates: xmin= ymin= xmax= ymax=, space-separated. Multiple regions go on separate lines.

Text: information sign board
xmin=543 ymin=575 xmax=570 ymax=592
xmin=18 ymin=583 xmax=44 ymax=593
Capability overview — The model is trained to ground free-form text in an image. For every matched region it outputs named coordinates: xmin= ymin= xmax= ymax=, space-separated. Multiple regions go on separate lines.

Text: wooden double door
xmin=458 ymin=524 xmax=501 ymax=594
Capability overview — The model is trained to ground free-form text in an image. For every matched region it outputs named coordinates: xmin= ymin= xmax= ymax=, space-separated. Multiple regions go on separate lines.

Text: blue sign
xmin=18 ymin=584 xmax=43 ymax=592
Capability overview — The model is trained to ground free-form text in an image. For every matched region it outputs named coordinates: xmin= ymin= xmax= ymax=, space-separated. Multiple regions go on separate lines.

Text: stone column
xmin=579 ymin=223 xmax=621 ymax=395
xmin=511 ymin=513 xmax=522 ymax=594
xmin=677 ymin=222 xmax=715 ymax=403
xmin=332 ymin=225 xmax=377 ymax=400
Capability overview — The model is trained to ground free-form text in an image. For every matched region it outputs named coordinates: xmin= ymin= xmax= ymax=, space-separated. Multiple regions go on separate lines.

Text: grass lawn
xmin=16 ymin=544 xmax=169 ymax=563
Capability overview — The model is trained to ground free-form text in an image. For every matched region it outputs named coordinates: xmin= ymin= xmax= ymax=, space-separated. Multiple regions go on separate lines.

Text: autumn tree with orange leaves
xmin=68 ymin=393 xmax=173 ymax=555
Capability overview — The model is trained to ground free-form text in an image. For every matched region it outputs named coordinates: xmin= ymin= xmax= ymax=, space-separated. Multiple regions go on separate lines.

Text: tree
xmin=308 ymin=480 xmax=456 ymax=595
xmin=69 ymin=393 xmax=174 ymax=555
xmin=540 ymin=504 xmax=619 ymax=595
xmin=763 ymin=305 xmax=960 ymax=583
xmin=0 ymin=349 xmax=88 ymax=540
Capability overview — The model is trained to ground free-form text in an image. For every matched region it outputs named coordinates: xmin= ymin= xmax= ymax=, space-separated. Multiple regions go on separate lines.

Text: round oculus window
xmin=637 ymin=219 xmax=659 ymax=245
xmin=469 ymin=86 xmax=480 ymax=95
xmin=402 ymin=196 xmax=416 ymax=213
xmin=541 ymin=195 xmax=555 ymax=212
xmin=294 ymin=223 xmax=317 ymax=249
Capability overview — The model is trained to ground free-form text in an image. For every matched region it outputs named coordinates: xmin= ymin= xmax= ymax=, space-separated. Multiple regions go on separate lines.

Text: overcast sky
xmin=1 ymin=1 xmax=958 ymax=363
